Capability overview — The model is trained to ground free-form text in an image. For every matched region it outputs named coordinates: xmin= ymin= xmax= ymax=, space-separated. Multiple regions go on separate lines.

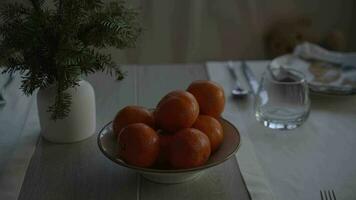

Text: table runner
xmin=207 ymin=61 xmax=356 ymax=200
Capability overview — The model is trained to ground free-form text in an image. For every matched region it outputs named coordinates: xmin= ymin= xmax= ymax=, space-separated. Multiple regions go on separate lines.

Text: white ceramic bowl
xmin=97 ymin=118 xmax=241 ymax=184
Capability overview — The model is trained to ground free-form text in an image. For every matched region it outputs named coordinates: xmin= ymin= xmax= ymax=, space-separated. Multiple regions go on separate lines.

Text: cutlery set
xmin=227 ymin=61 xmax=259 ymax=97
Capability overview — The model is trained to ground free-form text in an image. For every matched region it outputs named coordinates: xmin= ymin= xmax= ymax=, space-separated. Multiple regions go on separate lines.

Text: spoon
xmin=227 ymin=61 xmax=249 ymax=97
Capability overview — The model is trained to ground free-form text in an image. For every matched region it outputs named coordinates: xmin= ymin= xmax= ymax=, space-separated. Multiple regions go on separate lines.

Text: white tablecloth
xmin=3 ymin=62 xmax=356 ymax=200
xmin=207 ymin=61 xmax=356 ymax=200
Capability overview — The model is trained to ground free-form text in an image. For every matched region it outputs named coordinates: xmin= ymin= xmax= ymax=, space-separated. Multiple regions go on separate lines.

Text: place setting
xmin=207 ymin=43 xmax=356 ymax=200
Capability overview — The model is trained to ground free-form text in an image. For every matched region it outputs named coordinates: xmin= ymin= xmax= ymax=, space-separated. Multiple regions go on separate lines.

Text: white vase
xmin=37 ymin=80 xmax=96 ymax=143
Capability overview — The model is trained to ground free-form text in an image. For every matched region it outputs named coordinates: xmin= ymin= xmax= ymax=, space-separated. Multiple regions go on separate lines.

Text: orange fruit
xmin=192 ymin=115 xmax=224 ymax=153
xmin=156 ymin=130 xmax=174 ymax=168
xmin=154 ymin=90 xmax=199 ymax=132
xmin=187 ymin=80 xmax=225 ymax=118
xmin=118 ymin=123 xmax=159 ymax=168
xmin=169 ymin=128 xmax=211 ymax=169
xmin=113 ymin=105 xmax=155 ymax=137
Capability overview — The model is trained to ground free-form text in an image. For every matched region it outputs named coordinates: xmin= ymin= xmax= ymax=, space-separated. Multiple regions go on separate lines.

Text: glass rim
xmin=264 ymin=67 xmax=307 ymax=85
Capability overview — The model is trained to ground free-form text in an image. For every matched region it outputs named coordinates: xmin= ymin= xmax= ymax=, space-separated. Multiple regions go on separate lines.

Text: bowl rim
xmin=97 ymin=117 xmax=241 ymax=174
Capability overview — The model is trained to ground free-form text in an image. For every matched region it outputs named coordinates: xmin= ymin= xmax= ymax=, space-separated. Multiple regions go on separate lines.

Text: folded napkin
xmin=271 ymin=43 xmax=356 ymax=94
xmin=294 ymin=42 xmax=356 ymax=66
xmin=207 ymin=61 xmax=356 ymax=200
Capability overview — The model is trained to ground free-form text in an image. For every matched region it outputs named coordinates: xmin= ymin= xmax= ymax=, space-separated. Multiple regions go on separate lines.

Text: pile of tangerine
xmin=113 ymin=80 xmax=225 ymax=169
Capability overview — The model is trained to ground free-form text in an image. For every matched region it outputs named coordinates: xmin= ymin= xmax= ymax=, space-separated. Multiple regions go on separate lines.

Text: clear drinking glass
xmin=254 ymin=67 xmax=310 ymax=130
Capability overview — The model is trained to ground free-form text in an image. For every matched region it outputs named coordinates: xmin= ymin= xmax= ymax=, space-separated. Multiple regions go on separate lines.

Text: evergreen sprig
xmin=0 ymin=0 xmax=141 ymax=120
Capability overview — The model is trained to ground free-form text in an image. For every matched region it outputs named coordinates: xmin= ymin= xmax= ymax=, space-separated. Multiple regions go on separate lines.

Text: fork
xmin=320 ymin=190 xmax=336 ymax=200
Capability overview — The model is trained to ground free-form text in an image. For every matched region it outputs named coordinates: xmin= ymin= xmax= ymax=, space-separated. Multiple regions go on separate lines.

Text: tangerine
xmin=154 ymin=90 xmax=199 ymax=132
xmin=187 ymin=80 xmax=225 ymax=118
xmin=113 ymin=105 xmax=155 ymax=137
xmin=118 ymin=123 xmax=159 ymax=168
xmin=192 ymin=115 xmax=224 ymax=153
xmin=169 ymin=128 xmax=211 ymax=169
xmin=156 ymin=130 xmax=174 ymax=168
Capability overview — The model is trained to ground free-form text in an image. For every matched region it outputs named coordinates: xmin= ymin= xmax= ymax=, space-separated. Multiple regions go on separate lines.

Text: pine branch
xmin=1 ymin=54 xmax=26 ymax=75
xmin=0 ymin=2 xmax=30 ymax=23
xmin=29 ymin=0 xmax=42 ymax=12
xmin=0 ymin=0 xmax=141 ymax=120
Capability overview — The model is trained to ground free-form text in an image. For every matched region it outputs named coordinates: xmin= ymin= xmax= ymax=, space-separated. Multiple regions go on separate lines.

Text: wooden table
xmin=19 ymin=64 xmax=251 ymax=200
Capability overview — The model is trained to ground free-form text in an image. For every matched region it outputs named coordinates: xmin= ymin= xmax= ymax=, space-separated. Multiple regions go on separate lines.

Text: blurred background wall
xmin=2 ymin=0 xmax=356 ymax=64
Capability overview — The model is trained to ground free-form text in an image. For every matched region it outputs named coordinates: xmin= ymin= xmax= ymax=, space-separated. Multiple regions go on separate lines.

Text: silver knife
xmin=241 ymin=61 xmax=259 ymax=94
